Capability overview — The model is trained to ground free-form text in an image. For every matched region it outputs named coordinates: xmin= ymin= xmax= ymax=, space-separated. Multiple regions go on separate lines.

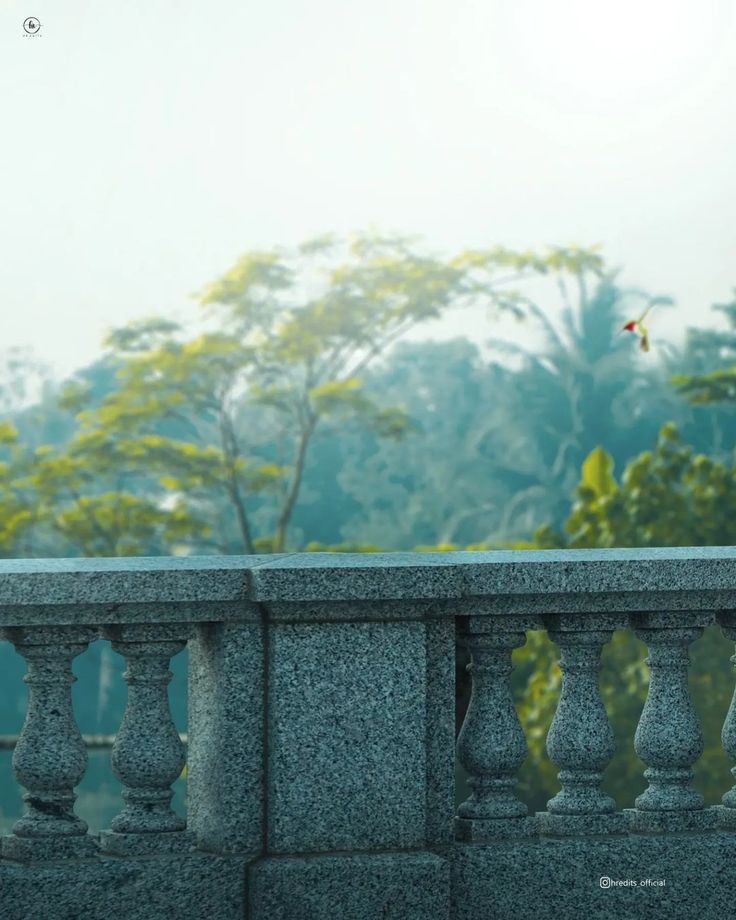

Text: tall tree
xmin=669 ymin=291 xmax=736 ymax=457
xmin=473 ymin=273 xmax=678 ymax=539
xmin=0 ymin=414 xmax=211 ymax=558
xmin=61 ymin=234 xmax=600 ymax=552
xmin=0 ymin=422 xmax=35 ymax=556
xmin=333 ymin=339 xmax=507 ymax=549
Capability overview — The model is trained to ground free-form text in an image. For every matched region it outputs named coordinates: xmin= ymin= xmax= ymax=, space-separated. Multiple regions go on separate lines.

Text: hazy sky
xmin=2 ymin=0 xmax=736 ymax=383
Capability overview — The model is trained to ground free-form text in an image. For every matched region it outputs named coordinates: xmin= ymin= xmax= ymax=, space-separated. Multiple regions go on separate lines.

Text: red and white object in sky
xmin=622 ymin=306 xmax=654 ymax=353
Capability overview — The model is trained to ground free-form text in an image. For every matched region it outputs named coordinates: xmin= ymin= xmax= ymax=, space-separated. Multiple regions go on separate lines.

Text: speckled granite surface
xmin=0 ymin=554 xmax=273 ymax=601
xmin=7 ymin=832 xmax=736 ymax=920
xmin=0 ymin=554 xmax=280 ymax=625
xmin=3 ymin=548 xmax=736 ymax=622
xmin=249 ymin=547 xmax=736 ymax=606
xmin=266 ymin=618 xmax=455 ymax=853
xmin=0 ymin=851 xmax=247 ymax=920
xmin=452 ymin=833 xmax=736 ymax=920
xmin=249 ymin=852 xmax=450 ymax=920
xmin=187 ymin=621 xmax=265 ymax=855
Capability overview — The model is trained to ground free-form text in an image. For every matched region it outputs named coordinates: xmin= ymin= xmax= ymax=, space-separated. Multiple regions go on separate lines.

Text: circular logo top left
xmin=23 ymin=17 xmax=41 ymax=34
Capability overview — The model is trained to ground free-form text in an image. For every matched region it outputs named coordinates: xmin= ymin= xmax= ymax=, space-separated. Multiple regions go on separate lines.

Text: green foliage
xmin=50 ymin=492 xmax=200 ymax=557
xmin=672 ymin=291 xmax=736 ymax=406
xmin=455 ymin=274 xmax=682 ymax=542
xmin=512 ymin=427 xmax=736 ymax=810
xmin=333 ymin=271 xmax=649 ymax=549
xmin=564 ymin=425 xmax=736 ymax=548
xmin=333 ymin=339 xmax=501 ymax=549
xmin=674 ymin=368 xmax=736 ymax=404
xmin=0 ymin=428 xmax=213 ymax=557
xmin=0 ymin=421 xmax=36 ymax=554
xmin=0 ymin=422 xmax=18 ymax=445
xmin=580 ymin=446 xmax=617 ymax=498
xmin=104 ymin=317 xmax=183 ymax=354
xmin=303 ymin=541 xmax=383 ymax=553
xmin=20 ymin=235 xmax=602 ymax=553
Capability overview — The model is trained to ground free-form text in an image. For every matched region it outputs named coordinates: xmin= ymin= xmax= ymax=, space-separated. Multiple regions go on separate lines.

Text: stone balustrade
xmin=0 ymin=548 xmax=736 ymax=918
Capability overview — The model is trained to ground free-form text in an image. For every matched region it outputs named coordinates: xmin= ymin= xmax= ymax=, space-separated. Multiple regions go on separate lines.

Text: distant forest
xmin=2 ymin=233 xmax=736 ymax=559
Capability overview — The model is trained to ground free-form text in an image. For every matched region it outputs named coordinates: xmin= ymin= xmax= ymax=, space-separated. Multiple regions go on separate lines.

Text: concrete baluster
xmin=718 ymin=622 xmax=736 ymax=828
xmin=99 ymin=624 xmax=194 ymax=855
xmin=626 ymin=619 xmax=717 ymax=833
xmin=1 ymin=626 xmax=98 ymax=861
xmin=455 ymin=618 xmax=537 ymax=841
xmin=539 ymin=628 xmax=626 ymax=836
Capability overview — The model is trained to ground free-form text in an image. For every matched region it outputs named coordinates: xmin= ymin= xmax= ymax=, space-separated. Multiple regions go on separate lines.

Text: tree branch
xmin=218 ymin=410 xmax=256 ymax=554
xmin=274 ymin=411 xmax=317 ymax=552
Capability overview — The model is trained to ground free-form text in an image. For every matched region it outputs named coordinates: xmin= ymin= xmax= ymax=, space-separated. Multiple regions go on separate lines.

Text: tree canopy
xmin=15 ymin=233 xmax=603 ymax=556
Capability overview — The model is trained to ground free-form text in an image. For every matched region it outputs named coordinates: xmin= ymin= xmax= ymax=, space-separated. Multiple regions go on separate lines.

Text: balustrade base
xmin=537 ymin=811 xmax=628 ymax=837
xmin=453 ymin=830 xmax=736 ymax=920
xmin=717 ymin=805 xmax=736 ymax=829
xmin=0 ymin=849 xmax=248 ymax=919
xmin=98 ymin=829 xmax=198 ymax=856
xmin=455 ymin=815 xmax=538 ymax=842
xmin=1 ymin=832 xmax=99 ymax=862
xmin=625 ymin=806 xmax=720 ymax=834
xmin=249 ymin=851 xmax=449 ymax=920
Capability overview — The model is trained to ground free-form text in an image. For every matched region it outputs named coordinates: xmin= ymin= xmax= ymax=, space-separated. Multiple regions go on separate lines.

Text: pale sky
xmin=2 ymin=0 xmax=736 ymax=384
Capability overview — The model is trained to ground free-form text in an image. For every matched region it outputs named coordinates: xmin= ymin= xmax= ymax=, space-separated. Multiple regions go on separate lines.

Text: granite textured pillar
xmin=718 ymin=619 xmax=736 ymax=829
xmin=187 ymin=615 xmax=265 ymax=856
xmin=539 ymin=624 xmax=626 ymax=836
xmin=98 ymin=623 xmax=193 ymax=856
xmin=246 ymin=596 xmax=455 ymax=920
xmin=455 ymin=616 xmax=537 ymax=841
xmin=1 ymin=625 xmax=98 ymax=861
xmin=263 ymin=613 xmax=453 ymax=852
xmin=626 ymin=615 xmax=718 ymax=832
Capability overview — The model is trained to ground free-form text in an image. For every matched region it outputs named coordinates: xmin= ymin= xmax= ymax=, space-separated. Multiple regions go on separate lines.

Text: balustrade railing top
xmin=247 ymin=546 xmax=736 ymax=618
xmin=0 ymin=554 xmax=284 ymax=625
xmin=1 ymin=546 xmax=736 ymax=620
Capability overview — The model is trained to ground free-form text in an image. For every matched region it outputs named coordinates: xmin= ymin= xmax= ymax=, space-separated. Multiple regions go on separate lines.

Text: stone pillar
xmin=98 ymin=623 xmax=194 ymax=855
xmin=187 ymin=617 xmax=265 ymax=855
xmin=248 ymin=603 xmax=454 ymax=920
xmin=718 ymin=621 xmax=736 ymax=829
xmin=1 ymin=626 xmax=98 ymax=861
xmin=626 ymin=617 xmax=717 ymax=833
xmin=539 ymin=627 xmax=626 ymax=836
xmin=455 ymin=617 xmax=537 ymax=841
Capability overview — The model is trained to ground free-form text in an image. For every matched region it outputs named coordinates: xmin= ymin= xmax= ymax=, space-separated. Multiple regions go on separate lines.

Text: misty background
xmin=2 ymin=0 xmax=736 ymax=839
xmin=2 ymin=0 xmax=736 ymax=383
